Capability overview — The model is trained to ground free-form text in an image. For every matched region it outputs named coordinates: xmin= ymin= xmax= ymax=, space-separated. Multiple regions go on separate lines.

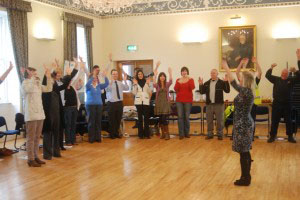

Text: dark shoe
xmin=61 ymin=147 xmax=67 ymax=150
xmin=179 ymin=136 xmax=184 ymax=140
xmin=185 ymin=135 xmax=190 ymax=138
xmin=267 ymin=137 xmax=275 ymax=143
xmin=95 ymin=139 xmax=102 ymax=143
xmin=234 ymin=176 xmax=251 ymax=186
xmin=110 ymin=136 xmax=116 ymax=139
xmin=145 ymin=136 xmax=151 ymax=139
xmin=43 ymin=156 xmax=52 ymax=160
xmin=218 ymin=136 xmax=223 ymax=140
xmin=115 ymin=135 xmax=122 ymax=139
xmin=288 ymin=136 xmax=296 ymax=143
xmin=27 ymin=160 xmax=41 ymax=167
xmin=205 ymin=136 xmax=213 ymax=140
xmin=35 ymin=158 xmax=46 ymax=164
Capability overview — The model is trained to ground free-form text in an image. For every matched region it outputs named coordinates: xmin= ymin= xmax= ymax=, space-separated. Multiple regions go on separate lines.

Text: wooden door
xmin=116 ymin=60 xmax=153 ymax=106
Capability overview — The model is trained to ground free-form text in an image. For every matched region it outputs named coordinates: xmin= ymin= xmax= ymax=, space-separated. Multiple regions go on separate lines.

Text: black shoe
xmin=234 ymin=176 xmax=251 ymax=186
xmin=132 ymin=124 xmax=138 ymax=129
xmin=115 ymin=135 xmax=122 ymax=139
xmin=53 ymin=154 xmax=62 ymax=158
xmin=179 ymin=136 xmax=184 ymax=140
xmin=267 ymin=137 xmax=275 ymax=143
xmin=205 ymin=136 xmax=213 ymax=140
xmin=218 ymin=136 xmax=223 ymax=140
xmin=185 ymin=135 xmax=190 ymax=138
xmin=288 ymin=136 xmax=296 ymax=143
xmin=145 ymin=136 xmax=151 ymax=139
xmin=61 ymin=147 xmax=66 ymax=151
xmin=110 ymin=136 xmax=116 ymax=139
xmin=43 ymin=156 xmax=52 ymax=160
xmin=95 ymin=139 xmax=102 ymax=143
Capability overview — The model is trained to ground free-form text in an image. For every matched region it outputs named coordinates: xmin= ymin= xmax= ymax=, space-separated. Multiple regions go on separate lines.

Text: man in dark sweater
xmin=266 ymin=50 xmax=300 ymax=143
xmin=199 ymin=69 xmax=230 ymax=140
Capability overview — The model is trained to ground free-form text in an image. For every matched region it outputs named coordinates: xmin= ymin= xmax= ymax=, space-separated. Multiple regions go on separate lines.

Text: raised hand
xmin=198 ymin=77 xmax=203 ymax=85
xmin=101 ymin=69 xmax=107 ymax=77
xmin=168 ymin=67 xmax=172 ymax=74
xmin=65 ymin=65 xmax=72 ymax=75
xmin=133 ymin=78 xmax=138 ymax=85
xmin=118 ymin=62 xmax=123 ymax=69
xmin=252 ymin=57 xmax=257 ymax=63
xmin=222 ymin=59 xmax=229 ymax=70
xmin=156 ymin=61 xmax=161 ymax=67
xmin=20 ymin=67 xmax=25 ymax=76
xmin=146 ymin=78 xmax=150 ymax=85
xmin=8 ymin=62 xmax=13 ymax=70
xmin=154 ymin=69 xmax=158 ymax=77
xmin=271 ymin=63 xmax=277 ymax=69
xmin=296 ymin=49 xmax=300 ymax=60
xmin=44 ymin=64 xmax=51 ymax=78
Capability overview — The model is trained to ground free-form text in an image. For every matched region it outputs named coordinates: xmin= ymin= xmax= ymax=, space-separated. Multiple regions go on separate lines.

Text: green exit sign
xmin=127 ymin=45 xmax=137 ymax=52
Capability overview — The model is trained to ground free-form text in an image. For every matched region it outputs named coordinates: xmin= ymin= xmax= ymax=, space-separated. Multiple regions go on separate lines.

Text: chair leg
xmin=3 ymin=135 xmax=7 ymax=148
xmin=14 ymin=134 xmax=19 ymax=151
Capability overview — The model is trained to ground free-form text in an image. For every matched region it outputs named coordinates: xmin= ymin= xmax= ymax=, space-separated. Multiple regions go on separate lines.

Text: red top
xmin=174 ymin=78 xmax=195 ymax=103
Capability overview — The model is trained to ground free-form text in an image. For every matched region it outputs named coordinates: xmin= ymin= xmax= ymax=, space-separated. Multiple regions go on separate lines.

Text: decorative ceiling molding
xmin=34 ymin=0 xmax=300 ymax=19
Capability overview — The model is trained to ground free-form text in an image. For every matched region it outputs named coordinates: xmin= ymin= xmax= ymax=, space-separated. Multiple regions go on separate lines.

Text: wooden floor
xmin=0 ymin=123 xmax=299 ymax=200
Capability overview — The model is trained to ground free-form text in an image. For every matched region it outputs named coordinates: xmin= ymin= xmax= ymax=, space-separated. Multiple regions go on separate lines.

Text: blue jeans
xmin=86 ymin=105 xmax=103 ymax=142
xmin=64 ymin=106 xmax=78 ymax=144
xmin=176 ymin=102 xmax=192 ymax=137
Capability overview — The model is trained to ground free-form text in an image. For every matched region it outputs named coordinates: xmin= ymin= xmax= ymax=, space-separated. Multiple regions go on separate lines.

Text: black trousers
xmin=270 ymin=101 xmax=292 ymax=138
xmin=108 ymin=101 xmax=123 ymax=138
xmin=43 ymin=114 xmax=61 ymax=159
xmin=136 ymin=104 xmax=150 ymax=138
xmin=86 ymin=105 xmax=103 ymax=142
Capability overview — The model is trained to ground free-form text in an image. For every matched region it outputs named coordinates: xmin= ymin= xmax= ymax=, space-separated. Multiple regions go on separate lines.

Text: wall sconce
xmin=179 ymin=24 xmax=208 ymax=43
xmin=229 ymin=15 xmax=246 ymax=26
xmin=272 ymin=21 xmax=300 ymax=39
xmin=33 ymin=20 xmax=55 ymax=40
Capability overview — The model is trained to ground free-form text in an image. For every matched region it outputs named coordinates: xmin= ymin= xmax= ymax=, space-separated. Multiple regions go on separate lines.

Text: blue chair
xmin=0 ymin=116 xmax=20 ymax=151
xmin=189 ymin=106 xmax=202 ymax=134
xmin=255 ymin=106 xmax=270 ymax=134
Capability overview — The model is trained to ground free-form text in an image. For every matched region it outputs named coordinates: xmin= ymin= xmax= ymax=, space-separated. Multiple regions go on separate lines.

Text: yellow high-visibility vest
xmin=254 ymin=84 xmax=262 ymax=105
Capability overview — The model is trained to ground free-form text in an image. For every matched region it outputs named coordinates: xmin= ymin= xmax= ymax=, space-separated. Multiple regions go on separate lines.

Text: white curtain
xmin=0 ymin=9 xmax=20 ymax=112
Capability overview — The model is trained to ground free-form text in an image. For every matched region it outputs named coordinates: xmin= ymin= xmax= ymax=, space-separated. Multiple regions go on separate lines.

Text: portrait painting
xmin=219 ymin=25 xmax=256 ymax=71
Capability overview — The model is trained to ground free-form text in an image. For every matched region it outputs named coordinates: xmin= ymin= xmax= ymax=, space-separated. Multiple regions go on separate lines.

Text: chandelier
xmin=74 ymin=0 xmax=151 ymax=14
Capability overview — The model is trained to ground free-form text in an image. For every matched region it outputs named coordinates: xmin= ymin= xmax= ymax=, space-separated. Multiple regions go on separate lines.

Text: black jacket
xmin=199 ymin=79 xmax=230 ymax=105
xmin=265 ymin=61 xmax=300 ymax=103
xmin=42 ymin=69 xmax=78 ymax=132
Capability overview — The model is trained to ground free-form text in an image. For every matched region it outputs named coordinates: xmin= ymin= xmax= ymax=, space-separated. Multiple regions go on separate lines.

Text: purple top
xmin=153 ymin=80 xmax=173 ymax=102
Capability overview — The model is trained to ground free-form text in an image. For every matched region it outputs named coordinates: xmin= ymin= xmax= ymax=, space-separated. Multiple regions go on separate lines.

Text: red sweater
xmin=174 ymin=78 xmax=195 ymax=103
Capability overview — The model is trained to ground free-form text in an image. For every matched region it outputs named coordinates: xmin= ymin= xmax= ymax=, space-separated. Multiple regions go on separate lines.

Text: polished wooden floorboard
xmin=0 ymin=123 xmax=299 ymax=200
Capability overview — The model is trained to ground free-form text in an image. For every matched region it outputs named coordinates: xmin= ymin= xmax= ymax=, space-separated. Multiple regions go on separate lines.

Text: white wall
xmin=1 ymin=1 xmax=105 ymax=136
xmin=28 ymin=1 xmax=105 ymax=77
xmin=101 ymin=6 xmax=300 ymax=100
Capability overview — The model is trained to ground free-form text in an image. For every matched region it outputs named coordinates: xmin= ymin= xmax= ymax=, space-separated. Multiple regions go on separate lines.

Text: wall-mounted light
xmin=229 ymin=15 xmax=246 ymax=26
xmin=272 ymin=21 xmax=300 ymax=39
xmin=179 ymin=24 xmax=208 ymax=44
xmin=33 ymin=19 xmax=55 ymax=40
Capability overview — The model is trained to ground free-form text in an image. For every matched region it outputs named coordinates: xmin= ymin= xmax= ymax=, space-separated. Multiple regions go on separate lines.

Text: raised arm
xmin=132 ymin=79 xmax=138 ymax=95
xmin=222 ymin=59 xmax=241 ymax=92
xmin=122 ymin=73 xmax=129 ymax=91
xmin=0 ymin=62 xmax=13 ymax=83
xmin=252 ymin=57 xmax=262 ymax=79
xmin=236 ymin=59 xmax=244 ymax=82
xmin=265 ymin=63 xmax=277 ymax=84
xmin=198 ymin=77 xmax=206 ymax=94
xmin=222 ymin=75 xmax=230 ymax=93
xmin=41 ymin=66 xmax=53 ymax=92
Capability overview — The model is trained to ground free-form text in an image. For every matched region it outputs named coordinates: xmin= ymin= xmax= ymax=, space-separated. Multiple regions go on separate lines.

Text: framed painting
xmin=219 ymin=25 xmax=257 ymax=71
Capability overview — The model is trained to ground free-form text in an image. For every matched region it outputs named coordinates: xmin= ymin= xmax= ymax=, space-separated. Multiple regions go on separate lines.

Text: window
xmin=0 ymin=9 xmax=20 ymax=111
xmin=76 ymin=24 xmax=88 ymax=103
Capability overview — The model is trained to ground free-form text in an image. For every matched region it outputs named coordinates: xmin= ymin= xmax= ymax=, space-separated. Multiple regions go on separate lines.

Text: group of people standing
xmin=1 ymin=49 xmax=299 ymax=187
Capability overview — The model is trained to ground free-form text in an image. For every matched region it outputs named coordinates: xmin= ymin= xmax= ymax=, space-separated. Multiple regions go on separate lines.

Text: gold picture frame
xmin=219 ymin=25 xmax=257 ymax=71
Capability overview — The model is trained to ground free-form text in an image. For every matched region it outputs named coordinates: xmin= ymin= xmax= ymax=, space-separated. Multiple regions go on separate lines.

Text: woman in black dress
xmin=222 ymin=59 xmax=254 ymax=186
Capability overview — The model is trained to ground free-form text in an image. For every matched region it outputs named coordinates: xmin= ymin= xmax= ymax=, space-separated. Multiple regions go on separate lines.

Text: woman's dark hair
xmin=158 ymin=72 xmax=167 ymax=88
xmin=181 ymin=66 xmax=189 ymax=75
xmin=24 ymin=67 xmax=36 ymax=79
xmin=135 ymin=69 xmax=145 ymax=80
xmin=89 ymin=65 xmax=100 ymax=78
